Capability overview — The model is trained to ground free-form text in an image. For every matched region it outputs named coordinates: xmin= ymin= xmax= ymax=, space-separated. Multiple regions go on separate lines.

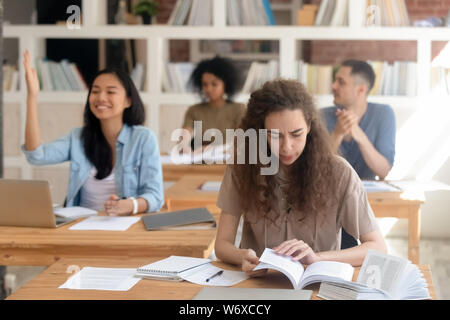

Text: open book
xmin=253 ymin=248 xmax=354 ymax=290
xmin=318 ymin=250 xmax=431 ymax=300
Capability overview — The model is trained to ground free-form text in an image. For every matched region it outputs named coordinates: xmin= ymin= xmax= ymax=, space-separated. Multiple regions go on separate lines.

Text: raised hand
xmin=23 ymin=50 xmax=40 ymax=96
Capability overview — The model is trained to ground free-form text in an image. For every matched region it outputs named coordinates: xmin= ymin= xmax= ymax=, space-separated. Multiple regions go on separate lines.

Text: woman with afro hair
xmin=180 ymin=56 xmax=246 ymax=151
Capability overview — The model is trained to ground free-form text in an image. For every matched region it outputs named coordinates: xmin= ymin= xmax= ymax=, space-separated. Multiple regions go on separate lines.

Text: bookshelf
xmin=2 ymin=0 xmax=450 ymax=185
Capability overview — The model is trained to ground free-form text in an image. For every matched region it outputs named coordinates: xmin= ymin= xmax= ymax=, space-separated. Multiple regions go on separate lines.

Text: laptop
xmin=0 ymin=179 xmax=76 ymax=228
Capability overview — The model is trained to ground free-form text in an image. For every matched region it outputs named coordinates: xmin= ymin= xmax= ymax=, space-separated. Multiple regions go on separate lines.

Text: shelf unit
xmin=3 ymin=0 xmax=450 ymax=181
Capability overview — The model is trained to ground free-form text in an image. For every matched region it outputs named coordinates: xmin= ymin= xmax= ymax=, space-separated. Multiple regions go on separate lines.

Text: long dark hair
xmin=233 ymin=79 xmax=336 ymax=221
xmin=81 ymin=68 xmax=145 ymax=179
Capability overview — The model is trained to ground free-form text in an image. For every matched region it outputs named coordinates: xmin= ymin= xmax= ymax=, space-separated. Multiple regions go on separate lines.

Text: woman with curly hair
xmin=180 ymin=56 xmax=246 ymax=151
xmin=215 ymin=79 xmax=386 ymax=276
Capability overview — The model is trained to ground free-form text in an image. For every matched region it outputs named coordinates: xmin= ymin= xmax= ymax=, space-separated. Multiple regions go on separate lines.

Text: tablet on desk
xmin=142 ymin=207 xmax=216 ymax=231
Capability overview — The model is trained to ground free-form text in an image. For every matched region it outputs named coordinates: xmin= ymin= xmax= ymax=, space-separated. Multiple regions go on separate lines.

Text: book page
xmin=357 ymin=249 xmax=407 ymax=296
xmin=300 ymin=261 xmax=354 ymax=288
xmin=254 ymin=248 xmax=304 ymax=289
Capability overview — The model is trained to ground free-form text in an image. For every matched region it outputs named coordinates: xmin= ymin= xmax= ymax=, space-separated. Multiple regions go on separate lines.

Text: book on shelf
xmin=315 ymin=0 xmax=410 ymax=27
xmin=431 ymin=67 xmax=450 ymax=93
xmin=34 ymin=58 xmax=88 ymax=92
xmin=130 ymin=63 xmax=146 ymax=91
xmin=2 ymin=65 xmax=19 ymax=92
xmin=318 ymin=249 xmax=431 ymax=300
xmin=168 ymin=0 xmax=211 ymax=26
xmin=228 ymin=0 xmax=275 ymax=26
xmin=163 ymin=62 xmax=195 ymax=93
xmin=242 ymin=60 xmax=279 ymax=93
xmin=253 ymin=248 xmax=355 ymax=290
xmin=366 ymin=0 xmax=410 ymax=26
xmin=294 ymin=60 xmax=416 ymax=97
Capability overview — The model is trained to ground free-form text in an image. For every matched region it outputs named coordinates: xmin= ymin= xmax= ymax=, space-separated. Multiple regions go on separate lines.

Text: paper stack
xmin=318 ymin=250 xmax=431 ymax=300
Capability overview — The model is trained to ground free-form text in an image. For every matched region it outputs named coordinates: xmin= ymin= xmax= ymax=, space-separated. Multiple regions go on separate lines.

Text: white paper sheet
xmin=200 ymin=181 xmax=222 ymax=192
xmin=54 ymin=206 xmax=98 ymax=219
xmin=180 ymin=264 xmax=248 ymax=286
xmin=68 ymin=216 xmax=140 ymax=231
xmin=59 ymin=267 xmax=141 ymax=291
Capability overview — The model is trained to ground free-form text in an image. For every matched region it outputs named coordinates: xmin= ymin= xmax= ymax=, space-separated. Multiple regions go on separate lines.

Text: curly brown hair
xmin=232 ymin=79 xmax=337 ymax=221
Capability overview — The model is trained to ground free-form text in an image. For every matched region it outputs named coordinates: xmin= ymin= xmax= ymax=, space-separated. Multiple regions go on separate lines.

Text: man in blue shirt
xmin=321 ymin=60 xmax=396 ymax=180
xmin=321 ymin=60 xmax=396 ymax=249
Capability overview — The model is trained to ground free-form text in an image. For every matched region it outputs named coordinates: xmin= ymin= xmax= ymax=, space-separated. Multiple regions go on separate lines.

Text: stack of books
xmin=168 ymin=0 xmax=212 ymax=26
xmin=318 ymin=250 xmax=431 ymax=300
xmin=35 ymin=58 xmax=87 ymax=91
xmin=227 ymin=0 xmax=275 ymax=26
xmin=2 ymin=64 xmax=19 ymax=92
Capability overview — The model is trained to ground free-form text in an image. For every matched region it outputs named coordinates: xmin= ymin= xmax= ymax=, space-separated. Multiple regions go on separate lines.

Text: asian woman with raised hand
xmin=22 ymin=50 xmax=164 ymax=216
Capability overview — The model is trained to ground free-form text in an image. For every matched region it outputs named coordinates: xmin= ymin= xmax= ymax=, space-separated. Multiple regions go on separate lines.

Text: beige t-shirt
xmin=216 ymin=156 xmax=379 ymax=257
xmin=182 ymin=101 xmax=246 ymax=143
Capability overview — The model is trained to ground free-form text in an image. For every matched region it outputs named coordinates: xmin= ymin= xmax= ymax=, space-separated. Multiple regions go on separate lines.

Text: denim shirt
xmin=22 ymin=124 xmax=164 ymax=212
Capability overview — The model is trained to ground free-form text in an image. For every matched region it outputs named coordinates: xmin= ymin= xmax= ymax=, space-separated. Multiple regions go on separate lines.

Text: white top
xmin=80 ymin=168 xmax=117 ymax=211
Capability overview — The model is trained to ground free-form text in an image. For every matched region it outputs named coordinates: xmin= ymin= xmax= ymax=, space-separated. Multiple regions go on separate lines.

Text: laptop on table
xmin=0 ymin=179 xmax=76 ymax=228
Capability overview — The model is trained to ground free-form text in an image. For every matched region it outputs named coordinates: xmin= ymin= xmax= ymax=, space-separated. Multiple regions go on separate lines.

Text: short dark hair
xmin=82 ymin=68 xmax=145 ymax=179
xmin=189 ymin=56 xmax=242 ymax=101
xmin=341 ymin=60 xmax=375 ymax=93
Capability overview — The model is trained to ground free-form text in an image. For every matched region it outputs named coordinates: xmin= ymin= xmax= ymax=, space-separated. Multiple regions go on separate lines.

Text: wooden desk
xmin=0 ymin=206 xmax=220 ymax=266
xmin=164 ymin=175 xmax=425 ymax=264
xmin=6 ymin=257 xmax=435 ymax=300
xmin=162 ymin=163 xmax=226 ymax=182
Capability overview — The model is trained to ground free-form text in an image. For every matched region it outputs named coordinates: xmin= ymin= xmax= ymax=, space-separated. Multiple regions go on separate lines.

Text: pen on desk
xmin=205 ymin=270 xmax=223 ymax=282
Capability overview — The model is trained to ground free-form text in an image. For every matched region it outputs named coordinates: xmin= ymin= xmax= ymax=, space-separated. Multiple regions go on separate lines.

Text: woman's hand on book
xmin=23 ymin=50 xmax=40 ymax=97
xmin=241 ymin=249 xmax=267 ymax=278
xmin=273 ymin=239 xmax=321 ymax=265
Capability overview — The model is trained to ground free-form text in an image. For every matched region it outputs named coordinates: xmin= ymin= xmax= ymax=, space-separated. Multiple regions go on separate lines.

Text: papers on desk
xmin=54 ymin=206 xmax=98 ymax=219
xmin=180 ymin=264 xmax=249 ymax=287
xmin=59 ymin=267 xmax=141 ymax=291
xmin=362 ymin=181 xmax=401 ymax=193
xmin=199 ymin=181 xmax=222 ymax=192
xmin=68 ymin=216 xmax=140 ymax=231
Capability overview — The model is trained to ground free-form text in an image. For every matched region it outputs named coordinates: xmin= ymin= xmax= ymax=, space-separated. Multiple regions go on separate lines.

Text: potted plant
xmin=133 ymin=0 xmax=158 ymax=25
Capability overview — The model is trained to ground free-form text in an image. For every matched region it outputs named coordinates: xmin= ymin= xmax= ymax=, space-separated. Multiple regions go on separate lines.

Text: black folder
xmin=142 ymin=207 xmax=216 ymax=231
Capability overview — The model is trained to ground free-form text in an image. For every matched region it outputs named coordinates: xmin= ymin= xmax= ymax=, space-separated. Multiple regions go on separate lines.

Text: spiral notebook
xmin=135 ymin=256 xmax=211 ymax=281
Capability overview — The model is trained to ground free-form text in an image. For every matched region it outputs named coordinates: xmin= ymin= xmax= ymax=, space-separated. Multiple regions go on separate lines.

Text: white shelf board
xmin=195 ymin=52 xmax=279 ymax=60
xmin=3 ymin=91 xmax=418 ymax=107
xmin=4 ymin=25 xmax=450 ymax=41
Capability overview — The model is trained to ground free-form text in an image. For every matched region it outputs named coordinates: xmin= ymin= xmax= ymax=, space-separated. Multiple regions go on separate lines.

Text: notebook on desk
xmin=142 ymin=207 xmax=216 ymax=231
xmin=135 ymin=255 xmax=211 ymax=281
